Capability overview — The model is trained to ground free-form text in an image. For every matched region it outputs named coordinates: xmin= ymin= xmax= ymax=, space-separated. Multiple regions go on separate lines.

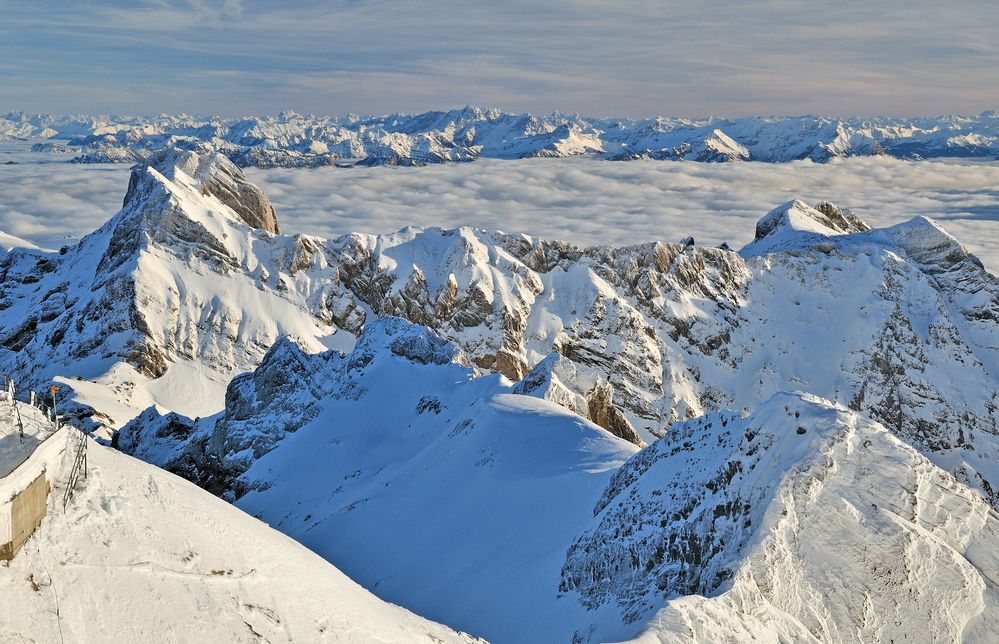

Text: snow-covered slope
xmin=119 ymin=323 xmax=999 ymax=642
xmin=3 ymin=108 xmax=999 ymax=167
xmin=561 ymin=392 xmax=999 ymax=642
xmin=121 ymin=317 xmax=640 ymax=641
xmin=0 ymin=417 xmax=478 ymax=643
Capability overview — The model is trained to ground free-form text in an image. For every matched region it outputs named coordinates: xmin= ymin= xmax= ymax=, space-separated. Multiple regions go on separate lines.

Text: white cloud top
xmin=1 ymin=156 xmax=996 ymax=271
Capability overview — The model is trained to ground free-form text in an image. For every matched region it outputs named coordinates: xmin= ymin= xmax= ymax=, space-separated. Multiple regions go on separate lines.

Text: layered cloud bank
xmin=1 ymin=156 xmax=997 ymax=271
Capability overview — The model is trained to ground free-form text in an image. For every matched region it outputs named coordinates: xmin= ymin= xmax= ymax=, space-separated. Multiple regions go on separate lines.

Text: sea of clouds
xmin=1 ymin=156 xmax=996 ymax=271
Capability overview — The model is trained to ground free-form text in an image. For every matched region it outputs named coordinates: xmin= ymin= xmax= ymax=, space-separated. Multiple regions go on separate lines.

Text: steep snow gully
xmin=1 ymin=150 xmax=998 ymax=642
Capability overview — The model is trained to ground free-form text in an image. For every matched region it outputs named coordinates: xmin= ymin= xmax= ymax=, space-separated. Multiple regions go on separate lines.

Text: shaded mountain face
xmin=560 ymin=392 xmax=999 ymax=642
xmin=4 ymin=108 xmax=999 ymax=167
xmin=2 ymin=151 xmax=998 ymax=503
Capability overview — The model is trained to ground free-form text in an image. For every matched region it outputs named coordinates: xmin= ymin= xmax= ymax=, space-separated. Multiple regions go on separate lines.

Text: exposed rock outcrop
xmin=126 ymin=149 xmax=280 ymax=234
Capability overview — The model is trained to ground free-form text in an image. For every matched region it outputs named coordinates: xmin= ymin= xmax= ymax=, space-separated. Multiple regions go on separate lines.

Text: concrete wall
xmin=0 ymin=473 xmax=49 ymax=560
xmin=0 ymin=425 xmax=69 ymax=561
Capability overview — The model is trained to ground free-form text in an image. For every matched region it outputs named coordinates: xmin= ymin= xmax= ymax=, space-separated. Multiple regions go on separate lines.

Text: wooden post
xmin=49 ymin=385 xmax=60 ymax=426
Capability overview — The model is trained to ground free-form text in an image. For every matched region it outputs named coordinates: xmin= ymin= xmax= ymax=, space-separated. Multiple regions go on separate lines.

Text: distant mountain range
xmin=3 ymin=107 xmax=999 ymax=167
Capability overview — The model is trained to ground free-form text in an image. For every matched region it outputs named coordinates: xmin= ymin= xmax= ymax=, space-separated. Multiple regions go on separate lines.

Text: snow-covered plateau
xmin=3 ymin=107 xmax=999 ymax=167
xmin=1 ymin=149 xmax=998 ymax=642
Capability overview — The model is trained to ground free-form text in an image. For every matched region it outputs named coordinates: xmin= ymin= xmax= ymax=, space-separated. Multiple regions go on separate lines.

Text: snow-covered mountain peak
xmin=8 ymin=109 xmax=999 ymax=165
xmin=124 ymin=148 xmax=280 ymax=235
xmin=749 ymin=199 xmax=871 ymax=251
xmin=560 ymin=391 xmax=999 ymax=641
xmin=0 ymin=150 xmax=345 ymax=430
xmin=879 ymin=214 xmax=986 ymax=273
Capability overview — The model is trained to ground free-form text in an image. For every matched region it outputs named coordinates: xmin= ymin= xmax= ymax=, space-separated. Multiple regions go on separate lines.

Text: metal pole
xmin=50 ymin=385 xmax=60 ymax=427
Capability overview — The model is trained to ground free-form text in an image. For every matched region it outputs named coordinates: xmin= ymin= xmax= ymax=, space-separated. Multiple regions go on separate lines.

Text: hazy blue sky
xmin=2 ymin=0 xmax=997 ymax=117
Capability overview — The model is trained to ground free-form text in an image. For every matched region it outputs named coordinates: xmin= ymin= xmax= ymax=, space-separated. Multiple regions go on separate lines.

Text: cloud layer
xmin=1 ymin=0 xmax=997 ymax=116
xmin=246 ymin=157 xmax=999 ymax=271
xmin=1 ymin=155 xmax=996 ymax=271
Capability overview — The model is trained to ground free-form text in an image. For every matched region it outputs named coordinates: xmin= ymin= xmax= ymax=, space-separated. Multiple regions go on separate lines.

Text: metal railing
xmin=1 ymin=375 xmax=88 ymax=510
xmin=2 ymin=377 xmax=26 ymax=442
xmin=62 ymin=429 xmax=88 ymax=512
xmin=1 ymin=375 xmax=56 ymax=423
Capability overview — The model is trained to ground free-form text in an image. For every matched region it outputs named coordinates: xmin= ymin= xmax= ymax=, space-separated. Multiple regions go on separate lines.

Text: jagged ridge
xmin=2 ymin=151 xmax=997 ymax=508
xmin=4 ymin=108 xmax=999 ymax=167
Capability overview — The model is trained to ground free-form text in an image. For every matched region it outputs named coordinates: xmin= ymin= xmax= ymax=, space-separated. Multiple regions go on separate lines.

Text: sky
xmin=1 ymin=0 xmax=998 ymax=118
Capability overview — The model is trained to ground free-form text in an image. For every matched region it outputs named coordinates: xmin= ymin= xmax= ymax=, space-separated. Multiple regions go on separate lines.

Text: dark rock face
xmin=198 ymin=160 xmax=280 ymax=234
xmin=513 ymin=353 xmax=644 ymax=446
xmin=586 ymin=380 xmax=643 ymax=446
xmin=813 ymin=201 xmax=871 ymax=235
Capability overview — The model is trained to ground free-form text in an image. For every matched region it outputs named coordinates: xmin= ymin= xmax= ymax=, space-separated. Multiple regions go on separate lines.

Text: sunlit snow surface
xmin=1 ymin=154 xmax=997 ymax=272
xmin=0 ymin=411 xmax=477 ymax=643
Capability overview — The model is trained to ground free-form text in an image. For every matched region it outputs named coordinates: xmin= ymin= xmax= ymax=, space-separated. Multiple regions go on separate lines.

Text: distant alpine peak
xmin=8 ymin=108 xmax=999 ymax=167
